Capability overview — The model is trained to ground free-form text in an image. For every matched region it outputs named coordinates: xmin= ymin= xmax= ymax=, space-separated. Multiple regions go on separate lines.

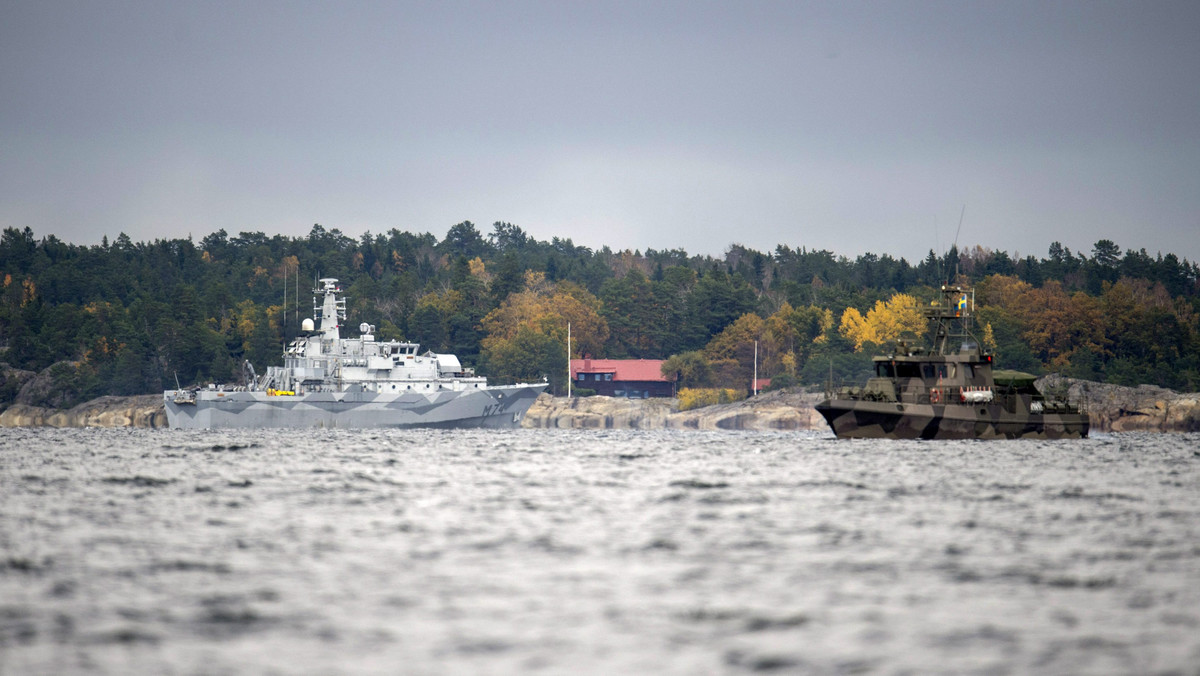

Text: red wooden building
xmin=570 ymin=358 xmax=675 ymax=398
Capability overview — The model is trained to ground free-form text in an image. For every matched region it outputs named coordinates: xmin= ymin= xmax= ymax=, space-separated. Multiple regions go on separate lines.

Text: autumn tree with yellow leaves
xmin=838 ymin=293 xmax=925 ymax=351
xmin=480 ymin=272 xmax=609 ymax=392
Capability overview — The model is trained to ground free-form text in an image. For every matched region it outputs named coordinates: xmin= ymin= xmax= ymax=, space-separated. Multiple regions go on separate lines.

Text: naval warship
xmin=816 ymin=285 xmax=1089 ymax=439
xmin=164 ymin=278 xmax=545 ymax=429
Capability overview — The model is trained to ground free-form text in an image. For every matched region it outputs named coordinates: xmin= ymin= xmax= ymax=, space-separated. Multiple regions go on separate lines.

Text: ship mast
xmin=927 ymin=284 xmax=980 ymax=356
xmin=315 ymin=278 xmax=346 ymax=340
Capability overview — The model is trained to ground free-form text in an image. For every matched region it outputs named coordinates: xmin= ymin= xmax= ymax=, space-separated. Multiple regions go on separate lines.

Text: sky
xmin=3 ymin=0 xmax=1199 ymax=264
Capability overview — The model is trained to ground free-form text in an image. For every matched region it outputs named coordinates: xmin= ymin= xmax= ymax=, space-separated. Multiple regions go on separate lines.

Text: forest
xmin=2 ymin=222 xmax=1198 ymax=408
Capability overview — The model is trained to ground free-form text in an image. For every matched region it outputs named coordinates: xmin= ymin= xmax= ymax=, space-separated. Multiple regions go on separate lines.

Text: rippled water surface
xmin=2 ymin=428 xmax=1199 ymax=675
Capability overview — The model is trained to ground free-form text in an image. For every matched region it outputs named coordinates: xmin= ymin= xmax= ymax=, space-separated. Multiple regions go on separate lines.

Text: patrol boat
xmin=164 ymin=278 xmax=545 ymax=429
xmin=816 ymin=285 xmax=1089 ymax=439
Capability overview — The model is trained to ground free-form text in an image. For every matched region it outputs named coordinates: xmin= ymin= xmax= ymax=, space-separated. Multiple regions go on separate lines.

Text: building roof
xmin=571 ymin=358 xmax=668 ymax=382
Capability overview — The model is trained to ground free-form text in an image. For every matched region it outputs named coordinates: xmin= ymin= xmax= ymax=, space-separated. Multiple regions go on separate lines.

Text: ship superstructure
xmin=164 ymin=278 xmax=544 ymax=429
xmin=815 ymin=285 xmax=1089 ymax=439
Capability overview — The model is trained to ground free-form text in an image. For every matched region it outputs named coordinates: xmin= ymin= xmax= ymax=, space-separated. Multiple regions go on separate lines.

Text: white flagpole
xmin=753 ymin=340 xmax=758 ymax=396
xmin=567 ymin=322 xmax=572 ymax=399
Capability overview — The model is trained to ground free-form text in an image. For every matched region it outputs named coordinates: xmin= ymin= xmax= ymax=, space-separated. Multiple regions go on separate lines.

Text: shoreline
xmin=2 ymin=380 xmax=1198 ymax=432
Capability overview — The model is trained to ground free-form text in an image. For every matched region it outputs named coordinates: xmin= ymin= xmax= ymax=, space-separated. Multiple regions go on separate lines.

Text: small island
xmin=2 ymin=225 xmax=1197 ymax=431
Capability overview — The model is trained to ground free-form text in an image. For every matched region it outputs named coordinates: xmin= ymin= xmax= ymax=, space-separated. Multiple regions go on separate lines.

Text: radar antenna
xmin=951 ymin=204 xmax=965 ymax=282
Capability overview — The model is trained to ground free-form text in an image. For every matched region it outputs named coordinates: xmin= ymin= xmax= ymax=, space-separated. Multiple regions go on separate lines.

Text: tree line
xmin=1 ymin=222 xmax=1198 ymax=408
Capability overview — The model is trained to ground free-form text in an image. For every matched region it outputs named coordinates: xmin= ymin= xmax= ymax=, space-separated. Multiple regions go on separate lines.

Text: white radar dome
xmin=302 ymin=318 xmax=315 ymax=332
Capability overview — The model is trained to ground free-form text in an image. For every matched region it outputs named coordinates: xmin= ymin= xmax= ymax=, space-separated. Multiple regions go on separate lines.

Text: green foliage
xmin=661 ymin=351 xmax=712 ymax=388
xmin=766 ymin=373 xmax=797 ymax=390
xmin=1 ymin=224 xmax=1198 ymax=409
xmin=799 ymin=342 xmax=877 ymax=389
xmin=481 ymin=324 xmax=561 ymax=391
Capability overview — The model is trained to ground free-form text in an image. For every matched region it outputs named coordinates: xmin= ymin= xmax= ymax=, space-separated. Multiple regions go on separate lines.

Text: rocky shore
xmin=521 ymin=389 xmax=825 ymax=430
xmin=1 ymin=362 xmax=167 ymax=428
xmin=0 ymin=395 xmax=167 ymax=428
xmin=1 ymin=375 xmax=1197 ymax=432
xmin=520 ymin=377 xmax=1200 ymax=432
xmin=1042 ymin=374 xmax=1200 ymax=433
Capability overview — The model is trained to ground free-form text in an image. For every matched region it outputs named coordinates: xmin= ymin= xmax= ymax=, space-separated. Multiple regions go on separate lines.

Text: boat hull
xmin=164 ymin=384 xmax=545 ymax=430
xmin=816 ymin=399 xmax=1089 ymax=440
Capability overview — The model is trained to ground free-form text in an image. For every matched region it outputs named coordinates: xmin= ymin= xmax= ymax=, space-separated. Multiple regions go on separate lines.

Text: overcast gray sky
xmin=3 ymin=0 xmax=1198 ymax=263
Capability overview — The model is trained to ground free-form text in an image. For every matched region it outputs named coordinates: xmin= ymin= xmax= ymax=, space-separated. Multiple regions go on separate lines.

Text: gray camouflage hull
xmin=164 ymin=384 xmax=544 ymax=429
xmin=816 ymin=399 xmax=1089 ymax=440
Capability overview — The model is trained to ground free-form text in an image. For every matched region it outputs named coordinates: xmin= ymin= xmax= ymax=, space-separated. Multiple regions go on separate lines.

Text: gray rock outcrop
xmin=14 ymin=360 xmax=88 ymax=409
xmin=0 ymin=394 xmax=166 ymax=428
xmin=1041 ymin=375 xmax=1200 ymax=432
xmin=522 ymin=389 xmax=826 ymax=431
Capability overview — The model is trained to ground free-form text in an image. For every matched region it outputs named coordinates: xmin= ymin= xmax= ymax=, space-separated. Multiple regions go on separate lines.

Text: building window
xmin=604 ymin=373 xmax=612 ymax=381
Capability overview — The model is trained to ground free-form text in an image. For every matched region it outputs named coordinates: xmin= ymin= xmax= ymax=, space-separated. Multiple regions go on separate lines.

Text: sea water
xmin=1 ymin=428 xmax=1198 ymax=675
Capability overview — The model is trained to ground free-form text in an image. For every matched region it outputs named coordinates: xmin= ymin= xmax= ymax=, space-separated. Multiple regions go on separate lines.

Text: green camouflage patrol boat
xmin=816 ymin=285 xmax=1089 ymax=440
